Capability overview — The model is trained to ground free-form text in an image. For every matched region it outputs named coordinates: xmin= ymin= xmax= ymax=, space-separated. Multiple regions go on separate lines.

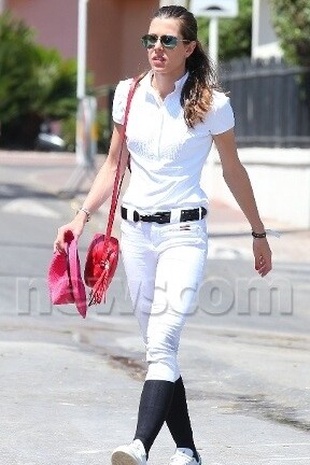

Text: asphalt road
xmin=0 ymin=152 xmax=309 ymax=464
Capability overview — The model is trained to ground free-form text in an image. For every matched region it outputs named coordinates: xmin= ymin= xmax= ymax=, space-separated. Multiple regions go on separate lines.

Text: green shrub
xmin=0 ymin=12 xmax=77 ymax=149
xmin=270 ymin=0 xmax=310 ymax=67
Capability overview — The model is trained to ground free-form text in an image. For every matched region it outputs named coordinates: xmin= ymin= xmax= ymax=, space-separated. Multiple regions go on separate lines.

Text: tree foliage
xmin=0 ymin=12 xmax=77 ymax=148
xmin=196 ymin=0 xmax=252 ymax=62
xmin=270 ymin=0 xmax=310 ymax=67
xmin=0 ymin=13 xmax=41 ymax=123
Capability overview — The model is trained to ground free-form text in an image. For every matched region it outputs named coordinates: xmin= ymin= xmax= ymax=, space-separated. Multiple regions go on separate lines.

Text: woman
xmin=54 ymin=5 xmax=272 ymax=465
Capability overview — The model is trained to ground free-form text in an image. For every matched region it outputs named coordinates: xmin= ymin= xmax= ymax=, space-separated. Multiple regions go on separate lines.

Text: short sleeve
xmin=112 ymin=78 xmax=133 ymax=125
xmin=207 ymin=91 xmax=235 ymax=135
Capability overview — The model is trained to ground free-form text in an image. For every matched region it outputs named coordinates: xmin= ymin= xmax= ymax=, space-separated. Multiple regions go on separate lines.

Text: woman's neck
xmin=151 ymin=71 xmax=186 ymax=100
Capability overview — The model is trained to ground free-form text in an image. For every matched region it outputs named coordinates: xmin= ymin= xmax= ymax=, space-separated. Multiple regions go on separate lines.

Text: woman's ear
xmin=185 ymin=41 xmax=196 ymax=58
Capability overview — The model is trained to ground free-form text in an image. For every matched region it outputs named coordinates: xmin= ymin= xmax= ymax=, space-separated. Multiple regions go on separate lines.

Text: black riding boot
xmin=134 ymin=379 xmax=175 ymax=456
xmin=166 ymin=376 xmax=199 ymax=461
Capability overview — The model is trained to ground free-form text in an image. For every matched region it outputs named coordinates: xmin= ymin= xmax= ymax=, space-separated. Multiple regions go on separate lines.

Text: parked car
xmin=35 ymin=120 xmax=66 ymax=152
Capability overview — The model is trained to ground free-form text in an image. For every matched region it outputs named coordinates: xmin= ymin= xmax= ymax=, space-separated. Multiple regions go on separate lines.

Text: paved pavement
xmin=1 ymin=150 xmax=310 ymax=465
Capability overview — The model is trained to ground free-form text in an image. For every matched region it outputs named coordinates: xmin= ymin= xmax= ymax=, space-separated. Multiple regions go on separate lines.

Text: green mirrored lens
xmin=161 ymin=35 xmax=178 ymax=48
xmin=141 ymin=34 xmax=157 ymax=48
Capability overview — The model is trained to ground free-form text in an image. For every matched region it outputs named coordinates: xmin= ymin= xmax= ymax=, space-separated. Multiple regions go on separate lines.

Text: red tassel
xmin=88 ymin=267 xmax=109 ymax=306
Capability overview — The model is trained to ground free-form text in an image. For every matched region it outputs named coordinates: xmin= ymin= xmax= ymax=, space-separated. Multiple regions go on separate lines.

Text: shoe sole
xmin=111 ymin=450 xmax=140 ymax=465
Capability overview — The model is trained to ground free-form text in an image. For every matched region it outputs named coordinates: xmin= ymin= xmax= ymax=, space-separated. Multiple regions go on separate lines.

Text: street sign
xmin=190 ymin=0 xmax=238 ymax=18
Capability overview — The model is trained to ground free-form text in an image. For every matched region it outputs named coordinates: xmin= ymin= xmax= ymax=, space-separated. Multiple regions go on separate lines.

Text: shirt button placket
xmin=156 ymin=105 xmax=165 ymax=159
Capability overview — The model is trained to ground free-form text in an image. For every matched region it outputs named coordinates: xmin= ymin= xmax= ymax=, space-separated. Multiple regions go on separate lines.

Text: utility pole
xmin=59 ymin=0 xmax=97 ymax=199
xmin=77 ymin=0 xmax=89 ymax=99
xmin=208 ymin=17 xmax=219 ymax=70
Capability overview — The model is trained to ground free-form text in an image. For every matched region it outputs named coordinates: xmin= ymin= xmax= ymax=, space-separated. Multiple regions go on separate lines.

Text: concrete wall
xmin=203 ymin=147 xmax=310 ymax=229
xmin=8 ymin=0 xmax=78 ymax=58
xmin=7 ymin=0 xmax=157 ymax=87
xmin=88 ymin=0 xmax=154 ymax=87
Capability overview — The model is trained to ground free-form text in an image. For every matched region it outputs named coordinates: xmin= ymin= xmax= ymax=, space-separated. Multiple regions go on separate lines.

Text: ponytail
xmin=154 ymin=5 xmax=219 ymax=128
xmin=182 ymin=42 xmax=218 ymax=128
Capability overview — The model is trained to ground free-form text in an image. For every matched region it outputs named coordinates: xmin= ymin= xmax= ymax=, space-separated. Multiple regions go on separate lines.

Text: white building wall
xmin=0 ymin=0 xmax=6 ymax=12
xmin=203 ymin=147 xmax=310 ymax=229
xmin=252 ymin=0 xmax=282 ymax=60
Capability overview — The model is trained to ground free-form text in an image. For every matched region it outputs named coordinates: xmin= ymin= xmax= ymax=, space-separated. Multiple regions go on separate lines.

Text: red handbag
xmin=84 ymin=234 xmax=119 ymax=305
xmin=84 ymin=77 xmax=141 ymax=306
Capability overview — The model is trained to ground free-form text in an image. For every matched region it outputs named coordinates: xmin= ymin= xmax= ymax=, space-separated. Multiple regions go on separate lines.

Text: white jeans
xmin=120 ymin=218 xmax=208 ymax=382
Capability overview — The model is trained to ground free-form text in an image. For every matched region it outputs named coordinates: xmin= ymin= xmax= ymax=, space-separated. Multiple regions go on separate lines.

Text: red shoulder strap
xmin=105 ymin=75 xmax=142 ymax=239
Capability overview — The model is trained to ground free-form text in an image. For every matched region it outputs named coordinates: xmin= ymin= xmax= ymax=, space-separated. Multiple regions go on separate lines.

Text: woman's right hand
xmin=53 ymin=212 xmax=87 ymax=253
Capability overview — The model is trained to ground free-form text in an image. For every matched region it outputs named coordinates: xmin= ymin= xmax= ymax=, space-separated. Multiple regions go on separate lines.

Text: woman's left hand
xmin=253 ymin=238 xmax=272 ymax=277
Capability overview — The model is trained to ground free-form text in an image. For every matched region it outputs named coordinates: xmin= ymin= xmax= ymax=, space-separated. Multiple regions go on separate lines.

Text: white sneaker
xmin=169 ymin=448 xmax=201 ymax=465
xmin=111 ymin=439 xmax=147 ymax=465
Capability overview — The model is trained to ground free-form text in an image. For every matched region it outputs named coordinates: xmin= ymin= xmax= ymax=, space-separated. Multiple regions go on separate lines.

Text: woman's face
xmin=145 ymin=17 xmax=196 ymax=78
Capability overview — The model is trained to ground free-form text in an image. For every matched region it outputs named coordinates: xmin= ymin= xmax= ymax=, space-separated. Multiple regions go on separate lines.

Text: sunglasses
xmin=141 ymin=34 xmax=190 ymax=50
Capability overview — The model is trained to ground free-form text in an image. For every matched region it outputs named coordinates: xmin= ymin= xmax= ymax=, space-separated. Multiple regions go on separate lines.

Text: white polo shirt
xmin=112 ymin=71 xmax=234 ymax=213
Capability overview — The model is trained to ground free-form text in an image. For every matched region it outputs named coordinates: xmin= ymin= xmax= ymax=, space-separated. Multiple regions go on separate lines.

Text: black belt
xmin=121 ymin=206 xmax=207 ymax=224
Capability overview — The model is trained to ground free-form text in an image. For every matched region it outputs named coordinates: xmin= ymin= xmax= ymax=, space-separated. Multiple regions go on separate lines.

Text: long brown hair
xmin=153 ymin=5 xmax=218 ymax=128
